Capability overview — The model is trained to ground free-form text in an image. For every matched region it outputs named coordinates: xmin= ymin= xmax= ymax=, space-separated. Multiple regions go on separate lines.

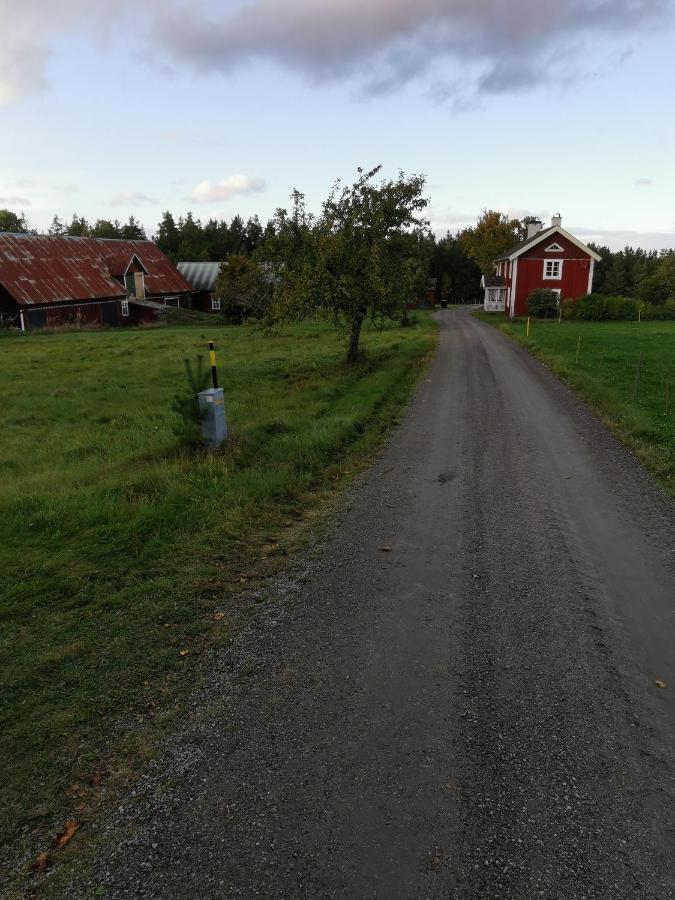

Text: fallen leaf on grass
xmin=381 ymin=546 xmax=392 ymax=552
xmin=32 ymin=852 xmax=49 ymax=872
xmin=431 ymin=853 xmax=442 ymax=866
xmin=179 ymin=649 xmax=189 ymax=657
xmin=53 ymin=818 xmax=78 ymax=850
xmin=656 ymin=680 xmax=666 ymax=689
xmin=211 ymin=612 xmax=226 ymax=621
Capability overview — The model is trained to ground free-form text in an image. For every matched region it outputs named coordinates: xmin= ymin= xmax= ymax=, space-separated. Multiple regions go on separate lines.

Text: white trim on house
xmin=503 ymin=226 xmax=602 ymax=263
xmin=510 ymin=258 xmax=518 ymax=317
xmin=543 ymin=259 xmax=563 ymax=280
xmin=545 ymin=242 xmax=564 ymax=252
xmin=587 ymin=258 xmax=595 ymax=294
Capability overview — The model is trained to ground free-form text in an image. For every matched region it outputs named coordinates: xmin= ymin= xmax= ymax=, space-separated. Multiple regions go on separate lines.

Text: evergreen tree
xmin=48 ymin=214 xmax=65 ymax=236
xmin=156 ymin=211 xmax=180 ymax=260
xmin=120 ymin=216 xmax=146 ymax=240
xmin=66 ymin=214 xmax=91 ymax=236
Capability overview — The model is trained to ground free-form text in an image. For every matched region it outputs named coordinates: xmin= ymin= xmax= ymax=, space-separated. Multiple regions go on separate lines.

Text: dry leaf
xmin=431 ymin=853 xmax=442 ymax=866
xmin=381 ymin=546 xmax=392 ymax=552
xmin=656 ymin=679 xmax=666 ymax=689
xmin=32 ymin=851 xmax=49 ymax=872
xmin=53 ymin=818 xmax=78 ymax=850
xmin=211 ymin=612 xmax=226 ymax=621
xmin=179 ymin=649 xmax=189 ymax=657
xmin=89 ymin=772 xmax=103 ymax=787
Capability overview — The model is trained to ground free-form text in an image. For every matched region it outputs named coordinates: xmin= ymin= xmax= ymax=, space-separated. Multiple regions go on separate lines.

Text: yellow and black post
xmin=208 ymin=341 xmax=219 ymax=389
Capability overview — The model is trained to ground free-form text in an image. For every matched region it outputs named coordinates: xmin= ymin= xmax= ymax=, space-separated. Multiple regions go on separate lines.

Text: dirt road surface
xmin=68 ymin=309 xmax=674 ymax=899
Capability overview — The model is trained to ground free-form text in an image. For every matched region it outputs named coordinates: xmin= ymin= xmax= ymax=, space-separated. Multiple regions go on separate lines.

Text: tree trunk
xmin=346 ymin=318 xmax=363 ymax=364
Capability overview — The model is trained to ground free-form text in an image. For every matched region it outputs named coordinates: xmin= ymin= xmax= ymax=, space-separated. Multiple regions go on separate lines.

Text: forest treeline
xmin=1 ymin=207 xmax=673 ymax=305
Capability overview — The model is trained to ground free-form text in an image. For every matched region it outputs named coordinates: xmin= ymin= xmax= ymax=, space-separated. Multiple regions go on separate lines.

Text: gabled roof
xmin=177 ymin=261 xmax=222 ymax=292
xmin=495 ymin=226 xmax=601 ymax=262
xmin=106 ymin=251 xmax=149 ymax=278
xmin=0 ymin=234 xmax=194 ymax=307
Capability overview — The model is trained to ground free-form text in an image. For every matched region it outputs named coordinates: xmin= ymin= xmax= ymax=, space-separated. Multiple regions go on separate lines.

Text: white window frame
xmin=120 ymin=299 xmax=130 ymax=317
xmin=543 ymin=259 xmax=563 ymax=280
xmin=545 ymin=243 xmax=564 ymax=252
xmin=211 ymin=297 xmax=221 ymax=311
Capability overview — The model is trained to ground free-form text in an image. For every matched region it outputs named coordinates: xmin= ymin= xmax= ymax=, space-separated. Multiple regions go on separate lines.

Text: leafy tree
xmin=261 ymin=166 xmax=429 ymax=363
xmin=214 ymin=255 xmax=271 ymax=323
xmin=0 ymin=209 xmax=30 ymax=233
xmin=457 ymin=210 xmax=521 ymax=275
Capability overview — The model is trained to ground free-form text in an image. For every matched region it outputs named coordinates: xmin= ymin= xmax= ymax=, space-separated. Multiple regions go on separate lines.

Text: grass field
xmin=475 ymin=313 xmax=674 ymax=491
xmin=0 ymin=317 xmax=435 ymax=870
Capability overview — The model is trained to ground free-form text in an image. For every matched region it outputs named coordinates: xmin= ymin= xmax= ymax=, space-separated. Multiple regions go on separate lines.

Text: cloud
xmin=0 ymin=195 xmax=31 ymax=207
xmin=634 ymin=177 xmax=653 ymax=187
xmin=0 ymin=0 xmax=160 ymax=105
xmin=572 ymin=225 xmax=675 ymax=251
xmin=151 ymin=0 xmax=673 ymax=101
xmin=187 ymin=175 xmax=267 ymax=204
xmin=1 ymin=0 xmax=672 ymax=107
xmin=109 ymin=190 xmax=157 ymax=206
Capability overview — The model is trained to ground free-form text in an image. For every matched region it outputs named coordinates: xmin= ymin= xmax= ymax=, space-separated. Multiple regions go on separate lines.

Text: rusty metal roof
xmin=0 ymin=234 xmax=193 ymax=306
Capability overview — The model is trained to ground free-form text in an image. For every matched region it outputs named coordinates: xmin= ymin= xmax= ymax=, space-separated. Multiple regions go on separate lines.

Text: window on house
xmin=543 ymin=260 xmax=563 ymax=280
xmin=121 ymin=299 xmax=129 ymax=317
xmin=211 ymin=298 xmax=221 ymax=311
xmin=545 ymin=243 xmax=564 ymax=252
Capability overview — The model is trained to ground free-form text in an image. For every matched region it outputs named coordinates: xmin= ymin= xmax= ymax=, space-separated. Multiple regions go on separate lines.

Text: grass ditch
xmin=474 ymin=311 xmax=674 ymax=493
xmin=0 ymin=316 xmax=436 ymax=889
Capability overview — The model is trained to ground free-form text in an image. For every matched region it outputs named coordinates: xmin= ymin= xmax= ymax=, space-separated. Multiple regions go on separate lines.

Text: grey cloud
xmin=0 ymin=195 xmax=31 ymax=206
xmin=2 ymin=0 xmax=672 ymax=106
xmin=151 ymin=0 xmax=673 ymax=100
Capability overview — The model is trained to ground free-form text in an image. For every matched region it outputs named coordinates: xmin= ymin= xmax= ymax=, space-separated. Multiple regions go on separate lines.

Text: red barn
xmin=0 ymin=233 xmax=195 ymax=330
xmin=482 ymin=215 xmax=601 ymax=317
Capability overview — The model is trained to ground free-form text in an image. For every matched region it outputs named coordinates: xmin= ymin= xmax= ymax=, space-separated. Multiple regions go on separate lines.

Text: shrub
xmin=561 ymin=294 xmax=675 ymax=321
xmin=527 ymin=288 xmax=560 ymax=318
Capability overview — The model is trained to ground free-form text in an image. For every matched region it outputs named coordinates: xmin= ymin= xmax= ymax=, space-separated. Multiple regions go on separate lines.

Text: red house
xmin=0 ymin=233 xmax=195 ymax=330
xmin=482 ymin=215 xmax=601 ymax=317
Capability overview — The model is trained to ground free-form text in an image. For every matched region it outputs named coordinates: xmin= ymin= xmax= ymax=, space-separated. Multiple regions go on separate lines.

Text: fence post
xmin=526 ymin=317 xmax=531 ymax=338
xmin=575 ymin=335 xmax=581 ymax=364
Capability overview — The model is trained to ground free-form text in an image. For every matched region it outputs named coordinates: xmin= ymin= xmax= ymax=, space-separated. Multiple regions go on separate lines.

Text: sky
xmin=1 ymin=0 xmax=674 ymax=250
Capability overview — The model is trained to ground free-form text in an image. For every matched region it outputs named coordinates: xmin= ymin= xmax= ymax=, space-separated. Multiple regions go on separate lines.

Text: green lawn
xmin=0 ymin=318 xmax=435 ymax=867
xmin=475 ymin=313 xmax=675 ymax=491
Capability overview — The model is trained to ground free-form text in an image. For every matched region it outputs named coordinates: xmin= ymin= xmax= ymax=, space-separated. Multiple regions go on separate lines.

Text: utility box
xmin=198 ymin=387 xmax=227 ymax=448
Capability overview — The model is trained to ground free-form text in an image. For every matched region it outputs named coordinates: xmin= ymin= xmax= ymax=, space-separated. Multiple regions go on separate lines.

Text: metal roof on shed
xmin=177 ymin=261 xmax=222 ymax=292
xmin=0 ymin=234 xmax=193 ymax=306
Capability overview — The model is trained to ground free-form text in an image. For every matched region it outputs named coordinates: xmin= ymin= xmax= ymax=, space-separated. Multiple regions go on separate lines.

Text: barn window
xmin=120 ymin=299 xmax=129 ymax=317
xmin=543 ymin=260 xmax=563 ymax=280
xmin=211 ymin=298 xmax=221 ymax=311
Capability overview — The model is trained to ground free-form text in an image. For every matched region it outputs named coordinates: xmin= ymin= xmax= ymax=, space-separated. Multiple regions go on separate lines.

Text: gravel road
xmin=68 ymin=308 xmax=674 ymax=899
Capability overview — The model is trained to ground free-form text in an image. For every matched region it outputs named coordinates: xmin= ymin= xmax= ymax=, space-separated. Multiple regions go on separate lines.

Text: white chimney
xmin=527 ymin=219 xmax=543 ymax=239
xmin=551 ymin=213 xmax=562 ymax=228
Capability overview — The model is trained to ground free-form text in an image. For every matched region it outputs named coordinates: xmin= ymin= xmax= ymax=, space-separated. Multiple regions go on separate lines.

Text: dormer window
xmin=543 ymin=259 xmax=563 ymax=280
xmin=545 ymin=243 xmax=564 ymax=252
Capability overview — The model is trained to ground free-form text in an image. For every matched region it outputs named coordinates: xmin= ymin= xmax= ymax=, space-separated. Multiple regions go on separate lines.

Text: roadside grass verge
xmin=0 ymin=317 xmax=436 ymax=880
xmin=474 ymin=312 xmax=674 ymax=492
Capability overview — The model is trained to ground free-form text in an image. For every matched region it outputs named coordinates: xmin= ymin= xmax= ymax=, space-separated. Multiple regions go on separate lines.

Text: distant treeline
xmin=2 ymin=207 xmax=673 ymax=305
xmin=589 ymin=244 xmax=675 ymax=304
